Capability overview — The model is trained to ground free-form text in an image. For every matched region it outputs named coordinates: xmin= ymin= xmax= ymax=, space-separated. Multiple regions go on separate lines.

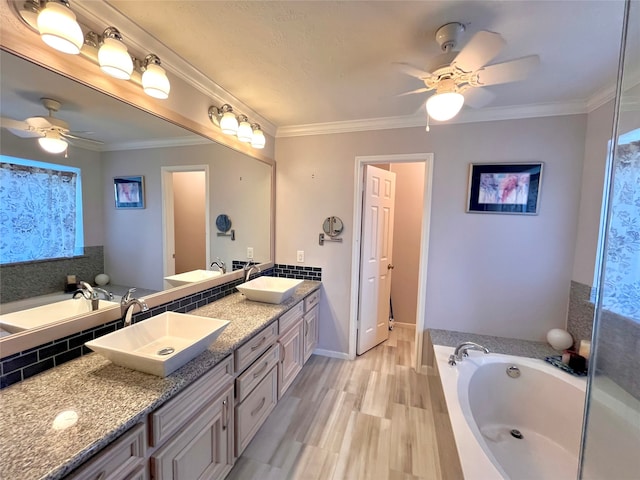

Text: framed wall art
xmin=114 ymin=175 xmax=145 ymax=209
xmin=467 ymin=163 xmax=543 ymax=214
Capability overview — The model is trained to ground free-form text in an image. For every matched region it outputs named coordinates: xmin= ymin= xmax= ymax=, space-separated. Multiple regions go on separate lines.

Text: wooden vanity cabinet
xmin=303 ymin=305 xmax=319 ymax=364
xmin=277 ymin=308 xmax=304 ymax=399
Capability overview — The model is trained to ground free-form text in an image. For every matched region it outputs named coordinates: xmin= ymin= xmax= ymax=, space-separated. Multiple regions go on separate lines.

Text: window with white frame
xmin=0 ymin=155 xmax=84 ymax=264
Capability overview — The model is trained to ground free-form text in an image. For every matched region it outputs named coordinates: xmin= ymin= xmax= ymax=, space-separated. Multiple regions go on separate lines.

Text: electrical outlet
xmin=297 ymin=250 xmax=305 ymax=263
xmin=247 ymin=247 xmax=254 ymax=259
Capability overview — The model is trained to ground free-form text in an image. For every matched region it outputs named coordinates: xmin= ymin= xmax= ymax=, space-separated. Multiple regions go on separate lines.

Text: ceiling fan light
xmin=250 ymin=124 xmax=266 ymax=149
xmin=98 ymin=37 xmax=133 ymax=80
xmin=426 ymin=92 xmax=464 ymax=122
xmin=237 ymin=116 xmax=253 ymax=142
xmin=38 ymin=131 xmax=68 ymax=154
xmin=142 ymin=63 xmax=170 ymax=99
xmin=220 ymin=111 xmax=238 ymax=135
xmin=37 ymin=1 xmax=84 ymax=55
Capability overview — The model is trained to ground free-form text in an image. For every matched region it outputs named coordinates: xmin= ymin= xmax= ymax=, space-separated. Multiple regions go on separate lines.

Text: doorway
xmin=349 ymin=153 xmax=434 ymax=371
xmin=161 ymin=165 xmax=210 ymax=282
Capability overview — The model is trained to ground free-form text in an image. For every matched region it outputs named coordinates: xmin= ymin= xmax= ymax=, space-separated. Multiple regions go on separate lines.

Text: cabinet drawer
xmin=304 ymin=290 xmax=320 ymax=312
xmin=279 ymin=301 xmax=304 ymax=334
xmin=236 ymin=343 xmax=280 ymax=403
xmin=235 ymin=366 xmax=278 ymax=455
xmin=235 ymin=322 xmax=278 ymax=373
xmin=149 ymin=356 xmax=233 ymax=446
xmin=67 ymin=423 xmax=146 ymax=480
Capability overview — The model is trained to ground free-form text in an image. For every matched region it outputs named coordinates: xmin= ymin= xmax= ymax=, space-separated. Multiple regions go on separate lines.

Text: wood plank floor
xmin=227 ymin=326 xmax=463 ymax=480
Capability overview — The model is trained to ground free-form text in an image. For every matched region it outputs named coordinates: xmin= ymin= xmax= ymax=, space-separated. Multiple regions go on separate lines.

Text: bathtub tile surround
xmin=0 ymin=246 xmax=105 ymax=303
xmin=0 ymin=266 xmax=322 ymax=388
xmin=567 ymin=280 xmax=595 ymax=346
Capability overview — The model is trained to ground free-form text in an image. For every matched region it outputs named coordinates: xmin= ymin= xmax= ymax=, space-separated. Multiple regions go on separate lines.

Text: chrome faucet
xmin=448 ymin=341 xmax=490 ymax=366
xmin=120 ymin=288 xmax=149 ymax=327
xmin=73 ymin=281 xmax=113 ymax=310
xmin=210 ymin=257 xmax=226 ymax=274
xmin=243 ymin=262 xmax=261 ymax=282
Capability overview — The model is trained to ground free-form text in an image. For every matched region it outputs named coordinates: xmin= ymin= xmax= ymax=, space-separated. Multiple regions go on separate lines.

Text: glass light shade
xmin=251 ymin=128 xmax=266 ymax=149
xmin=237 ymin=120 xmax=253 ymax=142
xmin=426 ymin=92 xmax=464 ymax=122
xmin=220 ymin=111 xmax=238 ymax=135
xmin=38 ymin=131 xmax=68 ymax=154
xmin=142 ymin=64 xmax=170 ymax=99
xmin=98 ymin=37 xmax=133 ymax=80
xmin=37 ymin=2 xmax=84 ymax=55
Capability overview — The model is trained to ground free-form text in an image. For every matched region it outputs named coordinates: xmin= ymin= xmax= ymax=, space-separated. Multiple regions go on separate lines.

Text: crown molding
xmin=276 ymin=100 xmax=588 ymax=138
xmin=72 ymin=1 xmax=277 ymax=137
xmin=103 ymin=135 xmax=210 ymax=152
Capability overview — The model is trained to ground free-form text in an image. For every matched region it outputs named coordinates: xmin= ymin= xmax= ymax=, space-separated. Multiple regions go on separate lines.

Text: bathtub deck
xmin=226 ymin=326 xmax=463 ymax=480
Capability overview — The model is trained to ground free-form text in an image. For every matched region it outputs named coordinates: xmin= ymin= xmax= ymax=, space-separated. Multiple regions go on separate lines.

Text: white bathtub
xmin=434 ymin=345 xmax=586 ymax=480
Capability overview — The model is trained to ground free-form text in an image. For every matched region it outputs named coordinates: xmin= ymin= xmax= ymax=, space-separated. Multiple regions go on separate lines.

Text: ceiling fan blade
xmin=462 ymin=87 xmax=496 ymax=109
xmin=62 ymin=132 xmax=104 ymax=145
xmin=393 ymin=62 xmax=434 ymax=80
xmin=396 ymin=87 xmax=430 ymax=97
xmin=26 ymin=116 xmax=53 ymax=129
xmin=1 ymin=117 xmax=42 ymax=138
xmin=452 ymin=30 xmax=506 ymax=73
xmin=475 ymin=55 xmax=540 ymax=86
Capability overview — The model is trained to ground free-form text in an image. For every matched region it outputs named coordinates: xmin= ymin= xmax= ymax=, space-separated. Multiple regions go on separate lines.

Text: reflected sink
xmin=236 ymin=277 xmax=303 ymax=304
xmin=164 ymin=269 xmax=222 ymax=287
xmin=0 ymin=298 xmax=119 ymax=334
xmin=85 ymin=312 xmax=229 ymax=377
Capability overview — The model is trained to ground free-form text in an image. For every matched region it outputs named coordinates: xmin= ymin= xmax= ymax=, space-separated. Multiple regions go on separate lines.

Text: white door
xmin=357 ymin=165 xmax=396 ymax=355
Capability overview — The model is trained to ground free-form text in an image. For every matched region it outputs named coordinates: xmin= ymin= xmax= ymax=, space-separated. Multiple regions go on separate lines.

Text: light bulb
xmin=98 ymin=36 xmax=133 ymax=80
xmin=220 ymin=111 xmax=238 ymax=135
xmin=251 ymin=125 xmax=266 ymax=149
xmin=38 ymin=131 xmax=68 ymax=154
xmin=425 ymin=92 xmax=464 ymax=122
xmin=37 ymin=1 xmax=84 ymax=55
xmin=142 ymin=63 xmax=170 ymax=99
xmin=237 ymin=116 xmax=253 ymax=142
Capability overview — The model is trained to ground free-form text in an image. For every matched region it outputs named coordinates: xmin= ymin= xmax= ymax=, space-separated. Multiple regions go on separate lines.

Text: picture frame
xmin=114 ymin=175 xmax=145 ymax=209
xmin=467 ymin=163 xmax=543 ymax=215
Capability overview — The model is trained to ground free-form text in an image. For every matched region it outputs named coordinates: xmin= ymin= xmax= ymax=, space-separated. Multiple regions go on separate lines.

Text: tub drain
xmin=510 ymin=429 xmax=524 ymax=439
xmin=157 ymin=347 xmax=175 ymax=356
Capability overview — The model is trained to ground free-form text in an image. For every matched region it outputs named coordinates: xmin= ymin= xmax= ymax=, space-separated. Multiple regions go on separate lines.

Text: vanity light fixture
xmin=38 ymin=129 xmax=68 ymax=154
xmin=36 ymin=0 xmax=84 ymax=54
xmin=425 ymin=79 xmax=464 ymax=122
xmin=97 ymin=27 xmax=133 ymax=80
xmin=209 ymin=104 xmax=239 ymax=135
xmin=236 ymin=115 xmax=253 ymax=142
xmin=140 ymin=54 xmax=171 ymax=99
xmin=250 ymin=124 xmax=266 ymax=149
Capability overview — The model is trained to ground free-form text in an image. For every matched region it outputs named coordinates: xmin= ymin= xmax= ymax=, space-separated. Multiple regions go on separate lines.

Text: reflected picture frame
xmin=114 ymin=175 xmax=145 ymax=209
xmin=467 ymin=163 xmax=543 ymax=215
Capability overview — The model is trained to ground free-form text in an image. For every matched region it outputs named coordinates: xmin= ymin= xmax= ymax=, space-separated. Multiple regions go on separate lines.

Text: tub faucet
xmin=210 ymin=257 xmax=226 ymax=274
xmin=244 ymin=262 xmax=261 ymax=282
xmin=120 ymin=288 xmax=149 ymax=327
xmin=449 ymin=341 xmax=490 ymax=366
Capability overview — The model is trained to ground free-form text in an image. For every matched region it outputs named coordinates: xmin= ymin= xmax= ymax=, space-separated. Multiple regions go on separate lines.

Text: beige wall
xmin=389 ymin=162 xmax=425 ymax=325
xmin=173 ymin=171 xmax=206 ymax=273
xmin=275 ymin=114 xmax=587 ymax=356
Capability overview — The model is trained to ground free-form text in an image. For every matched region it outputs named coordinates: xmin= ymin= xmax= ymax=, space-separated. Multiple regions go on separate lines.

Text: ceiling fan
xmin=397 ymin=22 xmax=540 ymax=122
xmin=1 ymin=98 xmax=103 ymax=154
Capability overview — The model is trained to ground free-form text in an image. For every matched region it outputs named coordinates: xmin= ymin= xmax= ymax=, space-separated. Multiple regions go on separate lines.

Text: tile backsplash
xmin=1 ymin=264 xmax=321 ymax=388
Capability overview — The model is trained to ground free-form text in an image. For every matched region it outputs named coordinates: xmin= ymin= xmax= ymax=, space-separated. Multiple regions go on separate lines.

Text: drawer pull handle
xmin=251 ymin=336 xmax=267 ymax=351
xmin=251 ymin=397 xmax=266 ymax=417
xmin=253 ymin=361 xmax=269 ymax=379
xmin=222 ymin=399 xmax=228 ymax=431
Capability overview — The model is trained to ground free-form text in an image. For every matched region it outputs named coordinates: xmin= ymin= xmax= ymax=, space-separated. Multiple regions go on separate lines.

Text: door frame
xmin=349 ymin=153 xmax=434 ymax=372
xmin=161 ymin=165 xmax=211 ymax=280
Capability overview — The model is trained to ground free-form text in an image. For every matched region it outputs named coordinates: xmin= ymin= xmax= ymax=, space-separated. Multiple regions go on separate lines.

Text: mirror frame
xmin=0 ymin=2 xmax=276 ymax=357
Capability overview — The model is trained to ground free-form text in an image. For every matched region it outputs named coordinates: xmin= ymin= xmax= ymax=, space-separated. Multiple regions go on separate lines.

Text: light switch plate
xmin=247 ymin=247 xmax=254 ymax=259
xmin=297 ymin=250 xmax=305 ymax=263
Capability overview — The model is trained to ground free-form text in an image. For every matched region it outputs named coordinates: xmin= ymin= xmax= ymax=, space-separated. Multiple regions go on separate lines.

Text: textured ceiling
xmin=104 ymin=1 xmax=627 ymax=127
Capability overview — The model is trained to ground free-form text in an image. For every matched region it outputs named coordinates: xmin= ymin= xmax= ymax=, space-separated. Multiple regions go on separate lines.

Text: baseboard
xmin=392 ymin=322 xmax=416 ymax=329
xmin=313 ymin=348 xmax=351 ymax=360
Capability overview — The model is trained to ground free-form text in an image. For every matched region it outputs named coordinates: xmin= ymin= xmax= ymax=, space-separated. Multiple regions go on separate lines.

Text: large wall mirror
xmin=0 ymin=49 xmax=274 ymax=354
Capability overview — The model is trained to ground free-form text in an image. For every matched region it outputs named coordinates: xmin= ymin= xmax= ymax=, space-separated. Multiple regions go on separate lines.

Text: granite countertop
xmin=429 ymin=328 xmax=559 ymax=359
xmin=0 ymin=281 xmax=321 ymax=480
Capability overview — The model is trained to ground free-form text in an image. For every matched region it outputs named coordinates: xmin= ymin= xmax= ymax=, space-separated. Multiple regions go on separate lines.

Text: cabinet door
xmin=277 ymin=318 xmax=304 ymax=399
xmin=151 ymin=385 xmax=234 ymax=480
xmin=303 ymin=305 xmax=319 ymax=363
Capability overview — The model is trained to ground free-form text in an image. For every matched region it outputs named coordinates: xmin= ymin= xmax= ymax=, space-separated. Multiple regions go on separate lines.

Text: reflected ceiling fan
xmin=397 ymin=22 xmax=540 ymax=122
xmin=1 ymin=98 xmax=103 ymax=154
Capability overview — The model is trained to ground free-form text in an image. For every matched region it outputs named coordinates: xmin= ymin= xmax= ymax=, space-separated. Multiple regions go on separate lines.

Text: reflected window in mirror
xmin=0 ymin=155 xmax=84 ymax=264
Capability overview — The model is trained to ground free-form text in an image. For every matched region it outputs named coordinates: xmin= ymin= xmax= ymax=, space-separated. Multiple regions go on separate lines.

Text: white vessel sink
xmin=164 ymin=269 xmax=222 ymax=287
xmin=236 ymin=277 xmax=303 ymax=304
xmin=0 ymin=298 xmax=119 ymax=334
xmin=85 ymin=312 xmax=229 ymax=377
